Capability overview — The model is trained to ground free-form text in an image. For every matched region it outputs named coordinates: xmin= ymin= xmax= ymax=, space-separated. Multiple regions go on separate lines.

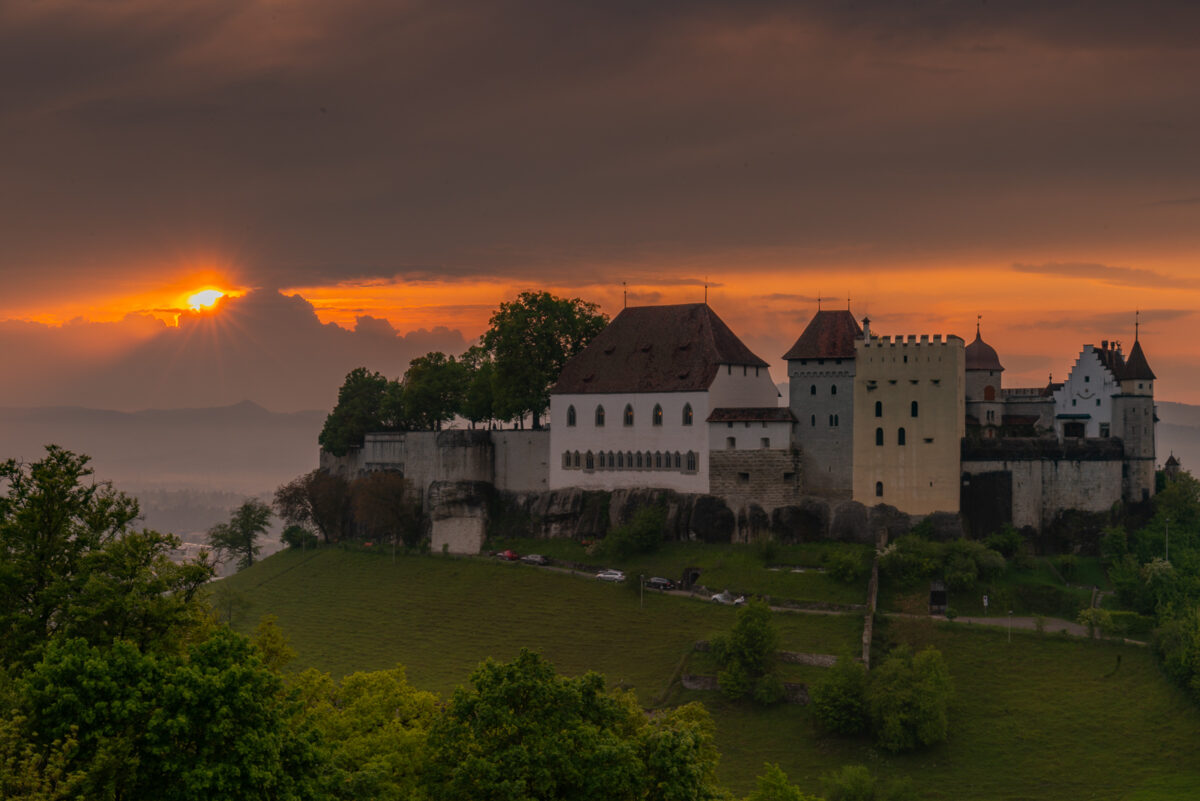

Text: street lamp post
xmin=1008 ymin=610 xmax=1013 ymax=643
xmin=1166 ymin=517 xmax=1170 ymax=563
xmin=640 ymin=574 xmax=644 ymax=609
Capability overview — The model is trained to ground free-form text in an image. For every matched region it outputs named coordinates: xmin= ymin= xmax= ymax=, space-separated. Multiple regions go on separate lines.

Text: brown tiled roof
xmin=782 ymin=310 xmax=862 ymax=360
xmin=706 ymin=407 xmax=796 ymax=423
xmin=1096 ymin=340 xmax=1155 ymax=382
xmin=1166 ymin=453 xmax=1180 ymax=466
xmin=551 ymin=303 xmax=768 ymax=394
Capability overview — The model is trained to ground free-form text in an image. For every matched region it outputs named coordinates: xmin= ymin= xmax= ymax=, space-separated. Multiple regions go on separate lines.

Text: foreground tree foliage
xmin=866 ymin=646 xmax=953 ymax=753
xmin=275 ymin=469 xmax=354 ymax=543
xmin=208 ymin=498 xmax=273 ymax=571
xmin=351 ymin=470 xmax=423 ymax=553
xmin=809 ymin=653 xmax=869 ymax=736
xmin=423 ymin=649 xmax=722 ymax=801
xmin=0 ymin=447 xmax=211 ymax=669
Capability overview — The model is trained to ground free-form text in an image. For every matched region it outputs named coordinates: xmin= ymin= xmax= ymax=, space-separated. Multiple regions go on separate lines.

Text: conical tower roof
xmin=965 ymin=321 xmax=1003 ymax=371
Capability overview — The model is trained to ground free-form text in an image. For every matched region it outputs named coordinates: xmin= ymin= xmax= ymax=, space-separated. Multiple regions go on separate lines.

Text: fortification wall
xmin=709 ymin=449 xmax=801 ymax=511
xmin=493 ymin=431 xmax=551 ymax=493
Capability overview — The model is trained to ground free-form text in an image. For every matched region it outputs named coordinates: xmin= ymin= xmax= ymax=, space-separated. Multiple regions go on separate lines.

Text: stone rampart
xmin=709 ymin=448 xmax=802 ymax=511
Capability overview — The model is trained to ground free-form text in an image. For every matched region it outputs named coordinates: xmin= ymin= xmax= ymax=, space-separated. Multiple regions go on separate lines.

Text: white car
xmin=595 ymin=569 xmax=626 ymax=582
xmin=711 ymin=590 xmax=746 ymax=605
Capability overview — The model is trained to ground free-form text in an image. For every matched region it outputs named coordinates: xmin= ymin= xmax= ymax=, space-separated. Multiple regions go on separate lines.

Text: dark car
xmin=646 ymin=576 xmax=676 ymax=591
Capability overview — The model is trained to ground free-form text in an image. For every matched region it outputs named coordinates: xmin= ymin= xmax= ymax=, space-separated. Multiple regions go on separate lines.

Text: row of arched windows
xmin=874 ymin=401 xmax=919 ymax=417
xmin=875 ymin=427 xmax=907 ymax=445
xmin=561 ymin=450 xmax=699 ymax=472
xmin=567 ymin=403 xmax=693 ymax=427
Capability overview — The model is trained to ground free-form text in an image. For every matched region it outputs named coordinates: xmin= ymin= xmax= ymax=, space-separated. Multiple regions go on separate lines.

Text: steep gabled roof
xmin=551 ymin=303 xmax=768 ymax=395
xmin=782 ymin=310 xmax=862 ymax=360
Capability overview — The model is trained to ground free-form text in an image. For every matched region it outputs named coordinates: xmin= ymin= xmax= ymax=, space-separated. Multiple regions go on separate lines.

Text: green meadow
xmin=222 ymin=547 xmax=1200 ymax=799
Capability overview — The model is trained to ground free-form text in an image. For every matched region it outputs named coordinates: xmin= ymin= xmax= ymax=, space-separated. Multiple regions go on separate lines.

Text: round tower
xmin=964 ymin=319 xmax=1005 ymax=436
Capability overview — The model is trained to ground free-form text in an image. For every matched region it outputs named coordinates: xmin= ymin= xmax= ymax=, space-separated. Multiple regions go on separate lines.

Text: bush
xmin=747 ymin=763 xmax=823 ymax=801
xmin=711 ymin=600 xmax=783 ymax=704
xmin=1077 ymin=607 xmax=1112 ymax=637
xmin=827 ymin=548 xmax=869 ymax=583
xmin=1099 ymin=525 xmax=1128 ymax=566
xmin=281 ymin=524 xmax=319 ymax=549
xmin=1106 ymin=610 xmax=1156 ymax=637
xmin=821 ymin=764 xmax=875 ymax=801
xmin=1056 ymin=554 xmax=1078 ymax=582
xmin=1154 ymin=607 xmax=1200 ymax=703
xmin=866 ymin=646 xmax=953 ymax=753
xmin=756 ymin=538 xmax=780 ymax=565
xmin=984 ymin=525 xmax=1024 ymax=558
xmin=810 ymin=654 xmax=868 ymax=735
xmin=601 ymin=505 xmax=666 ymax=558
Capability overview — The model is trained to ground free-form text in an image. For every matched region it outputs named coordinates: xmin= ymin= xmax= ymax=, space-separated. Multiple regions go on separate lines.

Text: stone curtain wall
xmin=708 ymin=448 xmax=802 ymax=511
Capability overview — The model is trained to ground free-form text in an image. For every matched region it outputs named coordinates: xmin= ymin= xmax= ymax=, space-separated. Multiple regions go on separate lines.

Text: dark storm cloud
xmin=0 ymin=290 xmax=467 ymax=411
xmin=4 ymin=0 xmax=1200 ymax=301
xmin=1012 ymin=263 xmax=1195 ymax=289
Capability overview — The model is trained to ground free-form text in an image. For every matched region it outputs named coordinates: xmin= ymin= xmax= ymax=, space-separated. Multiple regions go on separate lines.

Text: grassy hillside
xmin=222 ymin=547 xmax=1200 ymax=799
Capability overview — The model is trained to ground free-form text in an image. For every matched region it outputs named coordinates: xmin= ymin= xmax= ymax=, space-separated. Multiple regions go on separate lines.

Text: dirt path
xmin=889 ymin=612 xmax=1090 ymax=637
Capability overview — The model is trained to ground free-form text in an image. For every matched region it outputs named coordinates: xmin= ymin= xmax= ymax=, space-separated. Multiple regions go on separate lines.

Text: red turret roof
xmin=965 ymin=325 xmax=1004 ymax=371
xmin=782 ymin=310 xmax=862 ymax=360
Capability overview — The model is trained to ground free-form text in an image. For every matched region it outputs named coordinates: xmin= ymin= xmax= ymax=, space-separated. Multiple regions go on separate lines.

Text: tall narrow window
xmin=654 ymin=452 xmax=662 ymax=468
xmin=911 ymin=400 xmax=919 ymax=417
xmin=617 ymin=451 xmax=625 ymax=468
xmin=585 ymin=451 xmax=594 ymax=470
xmin=875 ymin=401 xmax=882 ymax=418
xmin=624 ymin=404 xmax=634 ymax=426
xmin=811 ymin=414 xmax=816 ymax=426
xmin=686 ymin=451 xmax=697 ymax=471
xmin=682 ymin=404 xmax=693 ymax=425
xmin=567 ymin=405 xmax=576 ymax=426
xmin=636 ymin=452 xmax=643 ymax=468
xmin=875 ymin=481 xmax=883 ymax=497
xmin=595 ymin=405 xmax=605 ymax=426
xmin=653 ymin=404 xmax=663 ymax=425
xmin=875 ymin=427 xmax=884 ymax=446
xmin=831 ymin=384 xmax=837 ymax=395
xmin=898 ymin=427 xmax=906 ymax=445
xmin=810 ymin=384 xmax=817 ymax=395
xmin=562 ymin=452 xmax=571 ymax=469
xmin=573 ymin=451 xmax=581 ymax=468
xmin=674 ymin=452 xmax=681 ymax=469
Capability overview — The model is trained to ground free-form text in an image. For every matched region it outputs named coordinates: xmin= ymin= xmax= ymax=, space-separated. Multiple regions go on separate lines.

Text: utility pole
xmin=1008 ymin=610 xmax=1013 ymax=643
xmin=639 ymin=574 xmax=644 ymax=609
xmin=1166 ymin=517 xmax=1170 ymax=562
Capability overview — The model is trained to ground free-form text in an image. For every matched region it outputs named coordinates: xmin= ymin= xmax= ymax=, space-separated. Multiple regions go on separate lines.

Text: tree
xmin=745 ymin=763 xmax=823 ymax=801
xmin=710 ymin=600 xmax=784 ymax=704
xmin=423 ymin=649 xmax=721 ymax=801
xmin=207 ymin=499 xmax=272 ymax=571
xmin=293 ymin=665 xmax=438 ymax=801
xmin=481 ymin=291 xmax=608 ymax=427
xmin=0 ymin=447 xmax=211 ymax=670
xmin=351 ymin=471 xmax=423 ymax=555
xmin=866 ymin=646 xmax=953 ymax=753
xmin=281 ymin=524 xmax=319 ymax=550
xmin=810 ymin=653 xmax=868 ymax=736
xmin=275 ymin=470 xmax=354 ymax=543
xmin=16 ymin=630 xmax=322 ymax=801
xmin=401 ymin=352 xmax=469 ymax=430
xmin=459 ymin=344 xmax=496 ymax=429
xmin=319 ymin=368 xmax=396 ymax=456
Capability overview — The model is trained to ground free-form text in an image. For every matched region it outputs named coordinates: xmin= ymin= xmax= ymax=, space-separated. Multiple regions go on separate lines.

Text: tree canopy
xmin=208 ymin=498 xmax=273 ymax=571
xmin=318 ymin=368 xmax=395 ymax=456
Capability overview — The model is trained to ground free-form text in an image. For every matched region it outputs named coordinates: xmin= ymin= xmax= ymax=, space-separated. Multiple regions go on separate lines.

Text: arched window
xmin=636 ymin=452 xmax=643 ymax=468
xmin=682 ymin=404 xmax=693 ymax=425
xmin=654 ymin=452 xmax=662 ymax=468
xmin=875 ymin=481 xmax=883 ymax=497
xmin=627 ymin=451 xmax=634 ymax=467
xmin=617 ymin=451 xmax=625 ymax=468
xmin=674 ymin=452 xmax=681 ymax=469
xmin=573 ymin=451 xmax=581 ymax=468
xmin=810 ymin=384 xmax=817 ymax=395
xmin=686 ymin=451 xmax=697 ymax=471
xmin=597 ymin=452 xmax=606 ymax=469
xmin=562 ymin=452 xmax=571 ymax=469
xmin=645 ymin=451 xmax=652 ymax=466
xmin=585 ymin=451 xmax=594 ymax=470
xmin=875 ymin=428 xmax=884 ymax=446
xmin=898 ymin=427 xmax=906 ymax=445
xmin=653 ymin=404 xmax=663 ymax=426
xmin=875 ymin=401 xmax=882 ymax=418
xmin=567 ymin=405 xmax=576 ymax=427
xmin=911 ymin=401 xmax=919 ymax=417
xmin=831 ymin=384 xmax=837 ymax=395
xmin=595 ymin=405 xmax=605 ymax=426
xmin=624 ymin=404 xmax=634 ymax=426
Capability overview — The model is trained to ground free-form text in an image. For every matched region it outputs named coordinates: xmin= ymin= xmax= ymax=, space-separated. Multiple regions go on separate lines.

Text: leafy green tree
xmin=821 ymin=764 xmax=875 ymax=801
xmin=1154 ymin=605 xmax=1200 ymax=702
xmin=459 ymin=344 xmax=497 ymax=428
xmin=482 ymin=291 xmax=608 ymax=427
xmin=275 ymin=470 xmax=354 ymax=543
xmin=17 ymin=630 xmax=322 ymax=801
xmin=294 ymin=665 xmax=438 ymax=801
xmin=711 ymin=600 xmax=784 ymax=704
xmin=866 ymin=646 xmax=953 ymax=753
xmin=810 ymin=654 xmax=868 ymax=735
xmin=745 ymin=763 xmax=823 ymax=801
xmin=350 ymin=470 xmax=423 ymax=554
xmin=0 ymin=447 xmax=211 ymax=669
xmin=319 ymin=368 xmax=396 ymax=456
xmin=401 ymin=352 xmax=469 ymax=430
xmin=207 ymin=499 xmax=272 ymax=571
xmin=281 ymin=524 xmax=319 ymax=550
xmin=600 ymin=505 xmax=666 ymax=558
xmin=423 ymin=649 xmax=721 ymax=801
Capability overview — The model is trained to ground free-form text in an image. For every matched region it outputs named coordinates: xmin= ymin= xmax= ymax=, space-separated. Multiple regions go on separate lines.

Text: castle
xmin=325 ymin=302 xmax=1158 ymax=552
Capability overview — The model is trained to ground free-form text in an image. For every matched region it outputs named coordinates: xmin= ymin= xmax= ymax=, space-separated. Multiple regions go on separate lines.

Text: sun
xmin=187 ymin=289 xmax=225 ymax=310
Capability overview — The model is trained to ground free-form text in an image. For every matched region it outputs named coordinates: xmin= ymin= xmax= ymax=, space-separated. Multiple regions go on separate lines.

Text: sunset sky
xmin=2 ymin=1 xmax=1199 ymax=411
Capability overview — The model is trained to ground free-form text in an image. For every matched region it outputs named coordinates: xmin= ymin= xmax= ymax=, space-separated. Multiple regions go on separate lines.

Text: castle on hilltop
xmin=548 ymin=302 xmax=1156 ymax=532
xmin=325 ymin=302 xmax=1158 ymax=552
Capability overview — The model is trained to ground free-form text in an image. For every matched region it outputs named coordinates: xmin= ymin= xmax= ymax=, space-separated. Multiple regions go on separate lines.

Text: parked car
xmin=646 ymin=576 xmax=676 ymax=591
xmin=595 ymin=569 xmax=626 ymax=582
xmin=495 ymin=549 xmax=520 ymax=561
xmin=711 ymin=590 xmax=746 ymax=605
xmin=521 ymin=553 xmax=548 ymax=565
